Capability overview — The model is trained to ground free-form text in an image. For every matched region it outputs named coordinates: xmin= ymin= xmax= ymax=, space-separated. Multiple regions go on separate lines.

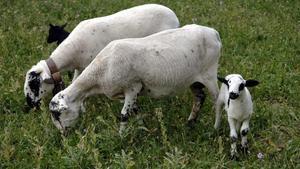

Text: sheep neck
xmin=65 ymin=73 xmax=102 ymax=103
xmin=49 ymin=40 xmax=81 ymax=71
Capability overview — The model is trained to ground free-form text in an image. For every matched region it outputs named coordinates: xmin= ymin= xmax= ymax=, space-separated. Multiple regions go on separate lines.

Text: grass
xmin=0 ymin=0 xmax=299 ymax=168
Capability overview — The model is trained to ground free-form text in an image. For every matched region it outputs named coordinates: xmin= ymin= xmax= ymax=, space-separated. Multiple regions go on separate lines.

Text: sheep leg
xmin=187 ymin=82 xmax=206 ymax=128
xmin=228 ymin=117 xmax=238 ymax=160
xmin=240 ymin=119 xmax=250 ymax=154
xmin=204 ymin=79 xmax=220 ymax=129
xmin=119 ymin=84 xmax=142 ymax=135
xmin=214 ymin=95 xmax=224 ymax=129
xmin=204 ymin=79 xmax=219 ymax=105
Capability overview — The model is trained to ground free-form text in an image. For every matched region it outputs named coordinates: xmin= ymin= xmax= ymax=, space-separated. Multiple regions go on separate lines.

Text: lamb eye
xmin=239 ymin=83 xmax=245 ymax=91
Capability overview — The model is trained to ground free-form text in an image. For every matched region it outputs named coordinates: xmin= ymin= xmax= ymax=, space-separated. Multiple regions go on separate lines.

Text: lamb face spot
xmin=239 ymin=83 xmax=245 ymax=91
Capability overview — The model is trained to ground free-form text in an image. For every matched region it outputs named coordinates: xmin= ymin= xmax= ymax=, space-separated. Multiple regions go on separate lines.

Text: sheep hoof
xmin=214 ymin=123 xmax=220 ymax=130
xmin=187 ymin=119 xmax=197 ymax=129
xmin=230 ymin=154 xmax=239 ymax=161
xmin=241 ymin=146 xmax=250 ymax=155
xmin=230 ymin=149 xmax=239 ymax=160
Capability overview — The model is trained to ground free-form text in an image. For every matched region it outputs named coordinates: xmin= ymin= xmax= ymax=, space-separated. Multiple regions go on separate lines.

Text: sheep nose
xmin=229 ymin=92 xmax=239 ymax=99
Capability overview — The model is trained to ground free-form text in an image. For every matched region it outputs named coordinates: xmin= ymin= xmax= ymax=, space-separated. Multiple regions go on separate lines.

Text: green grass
xmin=0 ymin=0 xmax=299 ymax=168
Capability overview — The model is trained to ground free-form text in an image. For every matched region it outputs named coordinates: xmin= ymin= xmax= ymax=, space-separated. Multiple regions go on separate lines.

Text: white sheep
xmin=24 ymin=4 xmax=179 ymax=109
xmin=214 ymin=74 xmax=259 ymax=159
xmin=49 ymin=24 xmax=222 ymax=135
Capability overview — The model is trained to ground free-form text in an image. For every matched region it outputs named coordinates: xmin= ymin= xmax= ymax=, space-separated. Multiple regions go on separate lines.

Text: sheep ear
xmin=62 ymin=23 xmax=67 ymax=28
xmin=49 ymin=23 xmax=54 ymax=27
xmin=245 ymin=79 xmax=259 ymax=87
xmin=217 ymin=76 xmax=228 ymax=85
xmin=41 ymin=71 xmax=52 ymax=82
xmin=30 ymin=66 xmax=43 ymax=75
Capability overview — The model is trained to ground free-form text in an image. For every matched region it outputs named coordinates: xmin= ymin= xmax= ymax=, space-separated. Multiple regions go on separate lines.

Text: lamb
xmin=24 ymin=4 xmax=180 ymax=109
xmin=47 ymin=23 xmax=70 ymax=45
xmin=214 ymin=74 xmax=259 ymax=159
xmin=49 ymin=24 xmax=222 ymax=135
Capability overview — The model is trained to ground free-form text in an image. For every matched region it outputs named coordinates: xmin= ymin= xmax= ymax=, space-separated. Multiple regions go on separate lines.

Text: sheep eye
xmin=239 ymin=83 xmax=245 ymax=91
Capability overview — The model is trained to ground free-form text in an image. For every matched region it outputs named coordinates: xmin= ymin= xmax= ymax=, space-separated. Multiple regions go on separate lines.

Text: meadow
xmin=0 ymin=0 xmax=299 ymax=168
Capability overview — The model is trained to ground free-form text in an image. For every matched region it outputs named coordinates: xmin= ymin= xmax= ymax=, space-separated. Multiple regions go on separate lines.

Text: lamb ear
xmin=245 ymin=79 xmax=259 ymax=87
xmin=49 ymin=23 xmax=54 ymax=27
xmin=217 ymin=76 xmax=228 ymax=85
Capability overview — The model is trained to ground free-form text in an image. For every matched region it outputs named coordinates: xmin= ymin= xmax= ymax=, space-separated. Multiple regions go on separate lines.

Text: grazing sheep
xmin=47 ymin=23 xmax=70 ymax=45
xmin=49 ymin=24 xmax=222 ymax=135
xmin=24 ymin=4 xmax=180 ymax=109
xmin=214 ymin=74 xmax=259 ymax=159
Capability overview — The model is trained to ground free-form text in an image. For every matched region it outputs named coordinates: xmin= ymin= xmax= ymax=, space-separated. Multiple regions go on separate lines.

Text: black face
xmin=47 ymin=25 xmax=61 ymax=43
xmin=26 ymin=71 xmax=42 ymax=108
xmin=229 ymin=92 xmax=239 ymax=99
xmin=47 ymin=24 xmax=69 ymax=44
xmin=26 ymin=94 xmax=41 ymax=108
xmin=238 ymin=83 xmax=245 ymax=91
xmin=51 ymin=110 xmax=61 ymax=121
xmin=28 ymin=72 xmax=41 ymax=96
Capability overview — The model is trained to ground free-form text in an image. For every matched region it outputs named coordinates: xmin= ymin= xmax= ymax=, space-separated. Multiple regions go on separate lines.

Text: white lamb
xmin=49 ymin=24 xmax=222 ymax=135
xmin=24 ymin=4 xmax=179 ymax=109
xmin=214 ymin=74 xmax=259 ymax=159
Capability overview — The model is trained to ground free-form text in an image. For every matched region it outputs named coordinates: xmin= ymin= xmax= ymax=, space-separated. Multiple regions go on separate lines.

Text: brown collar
xmin=45 ymin=58 xmax=65 ymax=95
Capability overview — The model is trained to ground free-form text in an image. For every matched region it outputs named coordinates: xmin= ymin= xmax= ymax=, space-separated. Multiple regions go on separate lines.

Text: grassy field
xmin=0 ymin=0 xmax=299 ymax=168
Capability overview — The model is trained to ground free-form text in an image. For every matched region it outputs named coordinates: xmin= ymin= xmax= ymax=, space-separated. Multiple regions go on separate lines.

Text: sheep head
xmin=218 ymin=74 xmax=259 ymax=100
xmin=47 ymin=23 xmax=69 ymax=44
xmin=49 ymin=91 xmax=81 ymax=135
xmin=24 ymin=61 xmax=54 ymax=109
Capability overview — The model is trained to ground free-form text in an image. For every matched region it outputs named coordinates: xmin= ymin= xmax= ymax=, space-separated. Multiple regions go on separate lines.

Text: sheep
xmin=47 ymin=23 xmax=70 ymax=45
xmin=24 ymin=4 xmax=180 ymax=109
xmin=214 ymin=74 xmax=259 ymax=159
xmin=49 ymin=24 xmax=222 ymax=135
